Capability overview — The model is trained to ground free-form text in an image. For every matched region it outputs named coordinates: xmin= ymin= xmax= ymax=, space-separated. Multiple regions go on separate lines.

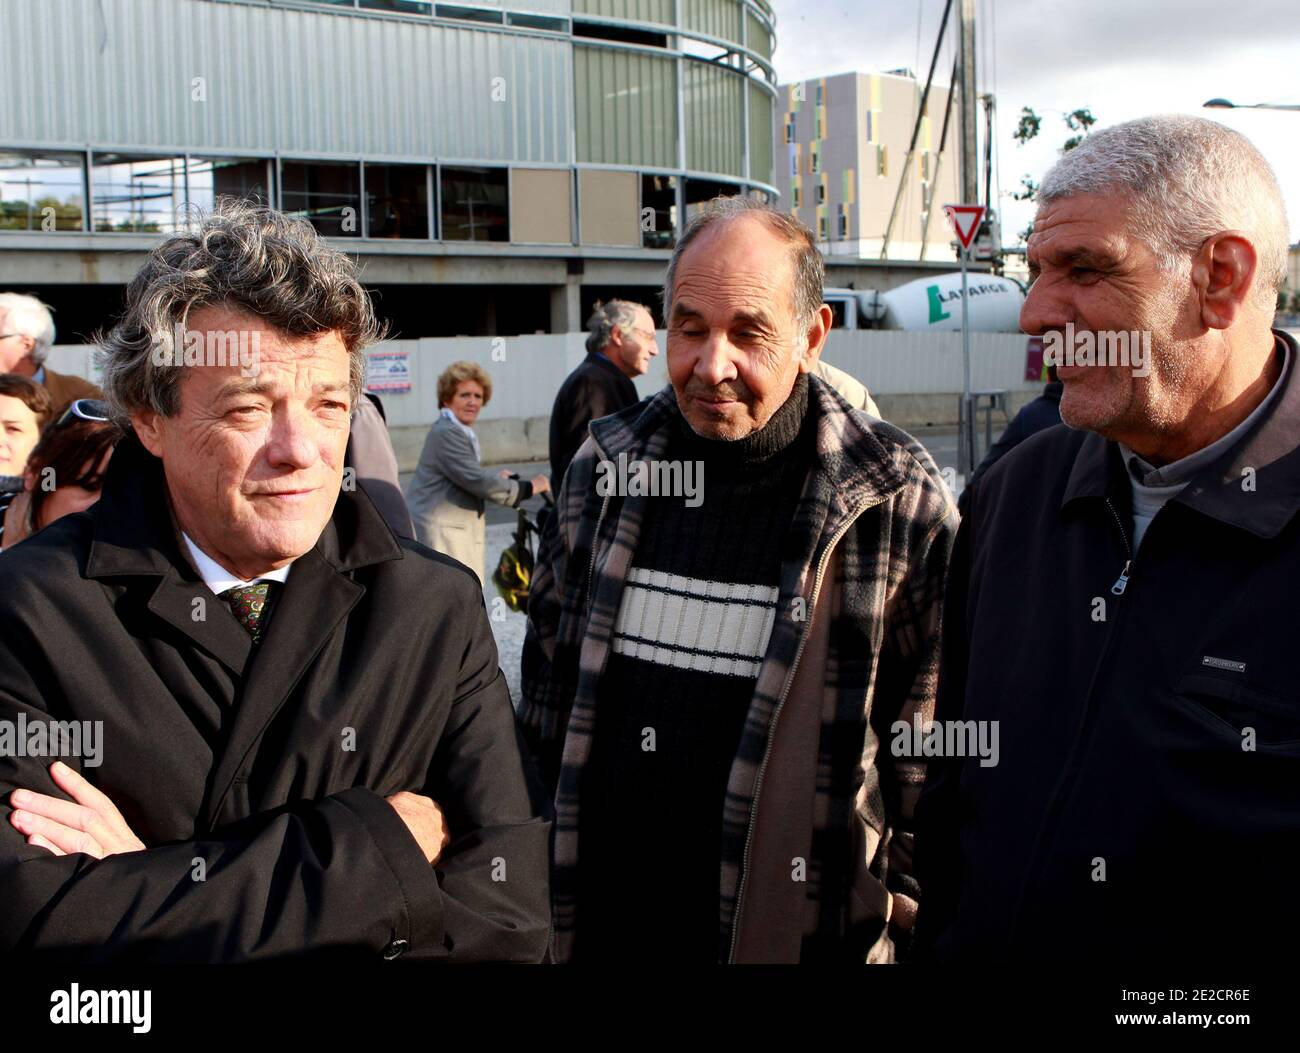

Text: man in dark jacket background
xmin=547 ymin=299 xmax=657 ymax=488
xmin=916 ymin=114 xmax=1299 ymax=963
xmin=958 ymin=371 xmax=1062 ymax=512
xmin=0 ymin=201 xmax=550 ymax=962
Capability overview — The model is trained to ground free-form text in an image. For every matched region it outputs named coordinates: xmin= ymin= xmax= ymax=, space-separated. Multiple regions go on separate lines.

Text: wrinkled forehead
xmin=1026 ymin=192 xmax=1148 ymax=270
xmin=673 ymin=220 xmax=798 ymax=319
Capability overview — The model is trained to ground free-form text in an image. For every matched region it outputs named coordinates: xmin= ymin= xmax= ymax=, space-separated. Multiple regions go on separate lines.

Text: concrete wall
xmin=48 ymin=328 xmax=1039 ymax=467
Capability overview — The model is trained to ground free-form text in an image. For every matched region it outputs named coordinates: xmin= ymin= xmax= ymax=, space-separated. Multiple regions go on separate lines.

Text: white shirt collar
xmin=181 ymin=531 xmax=293 ymax=596
xmin=440 ymin=406 xmax=481 ymax=459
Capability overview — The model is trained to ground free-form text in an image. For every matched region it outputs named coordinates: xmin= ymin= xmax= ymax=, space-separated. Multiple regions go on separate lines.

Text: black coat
xmin=916 ymin=330 xmax=1300 ymax=963
xmin=548 ymin=352 xmax=640 ymax=487
xmin=0 ymin=435 xmax=550 ymax=962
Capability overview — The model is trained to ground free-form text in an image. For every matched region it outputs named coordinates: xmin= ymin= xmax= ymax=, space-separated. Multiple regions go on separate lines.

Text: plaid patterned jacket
xmin=520 ymin=376 xmax=956 ymax=962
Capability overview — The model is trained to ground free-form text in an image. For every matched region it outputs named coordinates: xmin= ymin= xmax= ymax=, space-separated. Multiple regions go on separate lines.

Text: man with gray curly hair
xmin=0 ymin=200 xmax=550 ymax=962
xmin=917 ymin=115 xmax=1299 ymax=963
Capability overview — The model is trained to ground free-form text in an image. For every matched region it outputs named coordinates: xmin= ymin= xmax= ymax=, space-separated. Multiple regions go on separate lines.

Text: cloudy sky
xmin=769 ymin=0 xmax=1300 ymax=246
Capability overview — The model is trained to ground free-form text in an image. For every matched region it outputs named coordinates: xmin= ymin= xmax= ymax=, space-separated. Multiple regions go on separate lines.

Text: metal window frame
xmin=437 ymin=161 xmax=512 ymax=243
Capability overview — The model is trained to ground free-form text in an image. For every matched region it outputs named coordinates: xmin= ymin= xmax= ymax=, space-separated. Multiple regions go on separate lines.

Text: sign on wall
xmin=365 ymin=350 xmax=411 ymax=394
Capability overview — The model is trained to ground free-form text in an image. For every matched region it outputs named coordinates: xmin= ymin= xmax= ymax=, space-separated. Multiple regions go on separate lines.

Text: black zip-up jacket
xmin=548 ymin=352 xmax=640 ymax=488
xmin=916 ymin=329 xmax=1300 ymax=963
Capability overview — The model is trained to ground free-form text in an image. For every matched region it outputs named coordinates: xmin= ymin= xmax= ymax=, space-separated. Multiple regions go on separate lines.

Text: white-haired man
xmin=916 ymin=115 xmax=1299 ymax=962
xmin=0 ymin=293 xmax=101 ymax=415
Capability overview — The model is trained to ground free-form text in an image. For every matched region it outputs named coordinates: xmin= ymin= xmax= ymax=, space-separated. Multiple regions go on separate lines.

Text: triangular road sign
xmin=943 ymin=204 xmax=985 ymax=251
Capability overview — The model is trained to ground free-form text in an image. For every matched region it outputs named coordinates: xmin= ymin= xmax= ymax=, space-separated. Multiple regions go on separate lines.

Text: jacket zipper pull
xmin=1110 ymin=560 xmax=1131 ymax=595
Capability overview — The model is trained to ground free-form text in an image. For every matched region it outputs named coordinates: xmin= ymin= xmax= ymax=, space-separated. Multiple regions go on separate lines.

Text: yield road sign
xmin=943 ymin=204 xmax=985 ymax=251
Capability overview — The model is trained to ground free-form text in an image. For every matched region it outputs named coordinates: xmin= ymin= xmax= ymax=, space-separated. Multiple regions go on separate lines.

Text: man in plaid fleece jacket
xmin=521 ymin=198 xmax=956 ymax=963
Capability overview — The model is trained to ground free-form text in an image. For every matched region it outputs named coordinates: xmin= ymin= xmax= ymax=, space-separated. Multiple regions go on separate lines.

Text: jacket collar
xmin=1061 ymin=328 xmax=1300 ymax=538
xmin=86 ymin=433 xmax=405 ymax=582
xmin=584 ymin=351 xmax=630 ymax=380
xmin=588 ymin=374 xmax=913 ymax=515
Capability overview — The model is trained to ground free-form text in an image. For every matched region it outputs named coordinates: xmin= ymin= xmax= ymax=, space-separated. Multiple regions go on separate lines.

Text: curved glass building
xmin=0 ymin=0 xmax=778 ymax=335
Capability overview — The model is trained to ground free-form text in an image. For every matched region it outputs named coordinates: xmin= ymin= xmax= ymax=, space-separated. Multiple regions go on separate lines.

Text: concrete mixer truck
xmin=824 ymin=271 xmax=1025 ymax=332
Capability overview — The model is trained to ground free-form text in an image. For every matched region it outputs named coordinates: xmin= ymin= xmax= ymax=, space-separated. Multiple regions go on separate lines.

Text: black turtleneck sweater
xmin=575 ymin=373 xmax=814 ymax=962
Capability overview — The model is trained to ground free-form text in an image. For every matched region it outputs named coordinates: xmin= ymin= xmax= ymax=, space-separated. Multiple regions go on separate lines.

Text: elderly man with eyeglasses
xmin=0 ymin=293 xmax=102 ymax=417
xmin=548 ymin=299 xmax=659 ymax=490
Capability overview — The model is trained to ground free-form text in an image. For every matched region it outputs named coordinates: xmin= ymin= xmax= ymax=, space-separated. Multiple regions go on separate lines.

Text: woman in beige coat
xmin=406 ymin=361 xmax=549 ymax=583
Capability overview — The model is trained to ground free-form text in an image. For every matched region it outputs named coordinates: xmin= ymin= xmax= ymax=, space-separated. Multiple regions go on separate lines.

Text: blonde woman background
xmin=406 ymin=361 xmax=549 ymax=582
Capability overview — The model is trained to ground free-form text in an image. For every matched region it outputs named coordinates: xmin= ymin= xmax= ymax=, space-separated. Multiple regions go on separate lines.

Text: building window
xmin=91 ymin=153 xmax=187 ymax=233
xmin=876 ymin=144 xmax=888 ymax=178
xmin=641 ymin=173 xmax=677 ymax=249
xmin=815 ymin=83 xmax=824 ymax=106
xmin=433 ymin=2 xmax=500 ymax=21
xmin=785 ymin=120 xmax=795 ymax=144
xmin=792 ymin=184 xmax=800 ymax=207
xmin=818 ymin=215 xmax=828 ymax=240
xmin=816 ymin=182 xmax=826 ymax=204
xmin=817 ymin=112 xmax=826 ymax=138
xmin=573 ymin=19 xmax=668 ymax=47
xmin=281 ymin=160 xmax=362 ymax=237
xmin=790 ymin=149 xmax=799 ymax=176
xmin=186 ymin=157 xmax=272 ymax=213
xmin=507 ymin=12 xmax=567 ymax=31
xmin=838 ymin=207 xmax=848 ymax=238
xmin=811 ymin=146 xmax=820 ymax=174
xmin=440 ymin=166 xmax=508 ymax=241
xmin=361 ymin=0 xmax=433 ymax=12
xmin=365 ymin=164 xmax=430 ymax=238
xmin=0 ymin=150 xmax=85 ymax=231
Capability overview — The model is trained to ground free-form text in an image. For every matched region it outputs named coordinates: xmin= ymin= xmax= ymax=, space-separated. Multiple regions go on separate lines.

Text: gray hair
xmin=663 ymin=196 xmax=825 ymax=329
xmin=585 ymin=299 xmax=645 ymax=355
xmin=0 ymin=292 xmax=56 ymax=365
xmin=98 ymin=198 xmax=385 ymax=426
xmin=1038 ymin=115 xmax=1290 ymax=306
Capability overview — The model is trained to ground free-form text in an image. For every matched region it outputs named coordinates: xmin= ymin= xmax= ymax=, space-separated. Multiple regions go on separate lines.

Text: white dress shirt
xmin=181 ymin=531 xmax=293 ymax=596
